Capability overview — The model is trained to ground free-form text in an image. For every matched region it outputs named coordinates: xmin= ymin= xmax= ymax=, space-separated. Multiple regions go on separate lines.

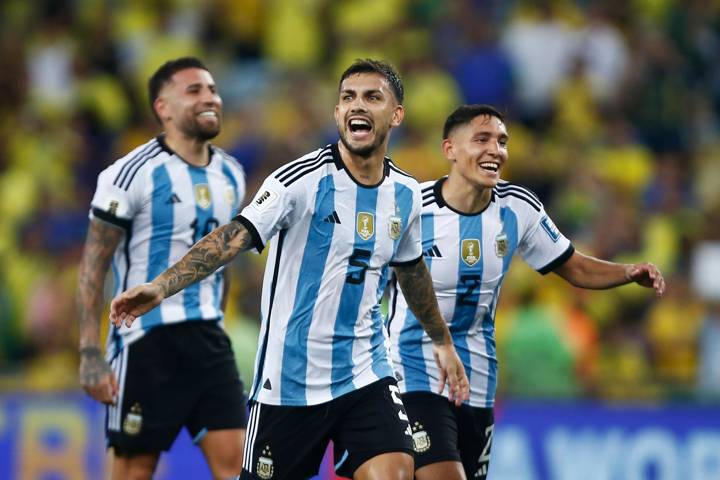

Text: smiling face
xmin=443 ymin=114 xmax=508 ymax=189
xmin=154 ymin=67 xmax=222 ymax=141
xmin=334 ymin=72 xmax=404 ymax=158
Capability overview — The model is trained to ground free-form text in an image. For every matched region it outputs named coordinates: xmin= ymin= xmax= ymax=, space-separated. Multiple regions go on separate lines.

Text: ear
xmin=441 ymin=138 xmax=455 ymax=161
xmin=390 ymin=105 xmax=404 ymax=127
xmin=154 ymin=97 xmax=170 ymax=122
xmin=334 ymin=104 xmax=340 ymax=126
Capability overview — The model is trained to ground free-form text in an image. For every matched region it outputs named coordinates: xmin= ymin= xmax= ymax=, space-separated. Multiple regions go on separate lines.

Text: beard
xmin=338 ymin=127 xmax=388 ymax=158
xmin=179 ymin=115 xmax=221 ymax=141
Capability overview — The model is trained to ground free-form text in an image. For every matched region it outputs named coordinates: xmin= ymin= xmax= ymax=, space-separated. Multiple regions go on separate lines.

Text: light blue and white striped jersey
xmin=89 ymin=136 xmax=246 ymax=360
xmin=388 ymin=178 xmax=573 ymax=407
xmin=237 ymin=143 xmax=422 ymax=406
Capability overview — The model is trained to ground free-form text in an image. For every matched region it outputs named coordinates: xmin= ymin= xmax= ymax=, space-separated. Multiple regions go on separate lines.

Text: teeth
xmin=349 ymin=119 xmax=370 ymax=127
xmin=480 ymin=162 xmax=498 ymax=172
xmin=198 ymin=111 xmax=217 ymax=117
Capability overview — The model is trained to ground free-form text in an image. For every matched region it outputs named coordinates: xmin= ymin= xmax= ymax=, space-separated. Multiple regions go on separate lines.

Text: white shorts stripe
xmin=113 ymin=347 xmax=129 ymax=431
xmin=242 ymin=403 xmax=261 ymax=473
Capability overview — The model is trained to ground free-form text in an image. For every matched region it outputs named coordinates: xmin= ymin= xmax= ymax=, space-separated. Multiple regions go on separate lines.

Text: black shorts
xmin=402 ymin=391 xmax=494 ymax=479
xmin=106 ymin=321 xmax=247 ymax=455
xmin=240 ymin=377 xmax=413 ymax=480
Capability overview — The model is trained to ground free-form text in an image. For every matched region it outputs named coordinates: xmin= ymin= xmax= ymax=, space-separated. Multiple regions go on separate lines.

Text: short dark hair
xmin=148 ymin=56 xmax=209 ymax=122
xmin=443 ymin=104 xmax=504 ymax=139
xmin=339 ymin=59 xmax=404 ymax=104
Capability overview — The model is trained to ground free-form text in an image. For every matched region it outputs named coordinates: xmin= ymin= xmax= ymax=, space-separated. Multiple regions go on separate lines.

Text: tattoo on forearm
xmin=79 ymin=347 xmax=112 ymax=387
xmin=395 ymin=261 xmax=449 ymax=344
xmin=158 ymin=220 xmax=251 ymax=298
xmin=77 ymin=220 xmax=123 ymax=351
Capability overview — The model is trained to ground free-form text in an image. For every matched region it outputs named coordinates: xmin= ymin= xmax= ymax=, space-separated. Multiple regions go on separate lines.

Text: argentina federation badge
xmin=194 ymin=184 xmax=212 ymax=210
xmin=411 ymin=421 xmax=431 ymax=453
xmin=256 ymin=445 xmax=274 ymax=479
xmin=123 ymin=403 xmax=143 ymax=436
xmin=461 ymin=238 xmax=481 ymax=267
xmin=388 ymin=215 xmax=402 ymax=240
xmin=495 ymin=232 xmax=508 ymax=257
xmin=357 ymin=212 xmax=375 ymax=240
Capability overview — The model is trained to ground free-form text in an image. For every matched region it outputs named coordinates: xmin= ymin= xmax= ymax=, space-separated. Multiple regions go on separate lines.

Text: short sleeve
xmin=89 ymin=164 xmax=141 ymax=229
xmin=519 ymin=209 xmax=574 ymax=274
xmin=389 ymin=188 xmax=423 ymax=266
xmin=235 ymin=174 xmax=305 ymax=253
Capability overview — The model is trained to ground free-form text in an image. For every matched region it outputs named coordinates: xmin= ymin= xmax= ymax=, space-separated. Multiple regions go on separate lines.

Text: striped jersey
xmin=388 ymin=178 xmax=574 ymax=407
xmin=89 ymin=136 xmax=246 ymax=360
xmin=237 ymin=143 xmax=422 ymax=406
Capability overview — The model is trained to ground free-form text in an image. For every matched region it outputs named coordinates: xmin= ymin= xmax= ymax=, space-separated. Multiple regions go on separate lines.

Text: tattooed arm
xmin=76 ymin=218 xmax=123 ymax=404
xmin=394 ymin=259 xmax=469 ymax=404
xmin=110 ymin=220 xmax=252 ymax=327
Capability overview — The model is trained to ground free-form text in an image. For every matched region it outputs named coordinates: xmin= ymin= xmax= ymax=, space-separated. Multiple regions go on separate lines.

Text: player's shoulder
xmin=98 ymin=137 xmax=166 ymax=191
xmin=420 ymin=179 xmax=442 ymax=210
xmin=212 ymin=145 xmax=245 ymax=176
xmin=386 ymin=157 xmax=416 ymax=183
xmin=493 ymin=180 xmax=543 ymax=213
xmin=271 ymin=145 xmax=335 ymax=188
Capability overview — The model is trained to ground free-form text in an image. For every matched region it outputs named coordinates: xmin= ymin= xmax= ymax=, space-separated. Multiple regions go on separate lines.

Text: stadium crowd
xmin=0 ymin=0 xmax=719 ymax=403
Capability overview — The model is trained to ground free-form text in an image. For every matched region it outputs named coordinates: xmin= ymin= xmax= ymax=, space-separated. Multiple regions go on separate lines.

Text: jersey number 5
xmin=346 ymin=248 xmax=371 ymax=284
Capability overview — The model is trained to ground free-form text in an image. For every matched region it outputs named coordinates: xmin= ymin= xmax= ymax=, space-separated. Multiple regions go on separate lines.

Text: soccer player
xmin=108 ymin=59 xmax=470 ymax=480
xmin=76 ymin=57 xmax=248 ymax=480
xmin=388 ymin=104 xmax=666 ymax=480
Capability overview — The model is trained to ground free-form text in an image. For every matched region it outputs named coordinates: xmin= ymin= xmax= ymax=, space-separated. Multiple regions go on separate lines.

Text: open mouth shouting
xmin=347 ymin=116 xmax=373 ymax=142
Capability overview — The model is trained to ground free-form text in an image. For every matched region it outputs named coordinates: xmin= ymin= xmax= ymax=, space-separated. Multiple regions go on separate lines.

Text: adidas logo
xmin=424 ymin=245 xmax=442 ymax=258
xmin=323 ymin=211 xmax=341 ymax=224
xmin=263 ymin=379 xmax=272 ymax=390
xmin=166 ymin=193 xmax=181 ymax=204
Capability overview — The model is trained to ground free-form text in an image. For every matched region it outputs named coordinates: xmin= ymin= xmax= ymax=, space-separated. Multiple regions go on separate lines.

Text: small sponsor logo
xmin=461 ymin=239 xmax=481 ymax=267
xmin=540 ymin=216 xmax=560 ymax=242
xmin=252 ymin=189 xmax=278 ymax=211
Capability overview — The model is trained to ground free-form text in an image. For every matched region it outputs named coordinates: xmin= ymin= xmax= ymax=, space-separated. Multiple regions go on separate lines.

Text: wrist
xmin=79 ymin=345 xmax=103 ymax=357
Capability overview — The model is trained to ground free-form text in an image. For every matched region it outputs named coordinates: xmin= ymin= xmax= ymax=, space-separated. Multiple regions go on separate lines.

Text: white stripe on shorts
xmin=243 ymin=402 xmax=261 ymax=473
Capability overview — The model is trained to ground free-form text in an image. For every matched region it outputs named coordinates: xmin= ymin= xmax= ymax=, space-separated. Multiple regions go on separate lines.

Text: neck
xmin=442 ymin=171 xmax=493 ymax=214
xmin=164 ymin=131 xmax=210 ymax=167
xmin=338 ymin=141 xmax=386 ymax=185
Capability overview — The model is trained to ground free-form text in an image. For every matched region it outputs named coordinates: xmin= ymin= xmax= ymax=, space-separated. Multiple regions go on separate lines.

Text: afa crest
xmin=461 ymin=239 xmax=481 ymax=267
xmin=194 ymin=184 xmax=212 ymax=210
xmin=388 ymin=216 xmax=402 ymax=240
xmin=357 ymin=212 xmax=375 ymax=240
xmin=257 ymin=445 xmax=274 ymax=479
xmin=495 ymin=233 xmax=508 ymax=257
xmin=411 ymin=421 xmax=431 ymax=453
xmin=123 ymin=403 xmax=143 ymax=436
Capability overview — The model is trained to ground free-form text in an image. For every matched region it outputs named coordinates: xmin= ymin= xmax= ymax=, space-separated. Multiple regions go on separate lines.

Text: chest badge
xmin=461 ymin=238 xmax=481 ymax=267
xmin=357 ymin=212 xmax=375 ymax=240
xmin=388 ymin=215 xmax=402 ymax=240
xmin=194 ymin=184 xmax=212 ymax=210
xmin=495 ymin=233 xmax=508 ymax=257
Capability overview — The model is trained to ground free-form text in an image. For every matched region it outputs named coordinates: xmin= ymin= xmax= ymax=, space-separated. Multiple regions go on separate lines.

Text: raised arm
xmin=110 ymin=219 xmax=253 ymax=327
xmin=77 ymin=219 xmax=124 ymax=404
xmin=553 ymin=251 xmax=666 ymax=296
xmin=394 ymin=259 xmax=469 ymax=405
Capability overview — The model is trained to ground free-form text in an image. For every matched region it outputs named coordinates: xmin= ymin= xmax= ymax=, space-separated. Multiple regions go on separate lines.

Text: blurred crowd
xmin=0 ymin=0 xmax=719 ymax=403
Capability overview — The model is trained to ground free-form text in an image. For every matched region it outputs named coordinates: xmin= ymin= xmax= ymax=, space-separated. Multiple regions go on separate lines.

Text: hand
xmin=109 ymin=282 xmax=164 ymax=328
xmin=625 ymin=263 xmax=666 ymax=297
xmin=432 ymin=343 xmax=470 ymax=406
xmin=79 ymin=347 xmax=118 ymax=405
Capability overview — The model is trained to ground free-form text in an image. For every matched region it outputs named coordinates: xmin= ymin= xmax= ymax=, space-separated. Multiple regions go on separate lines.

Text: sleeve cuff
xmin=234 ymin=214 xmax=265 ymax=253
xmin=389 ymin=254 xmax=424 ymax=268
xmin=538 ymin=244 xmax=575 ymax=275
xmin=92 ymin=207 xmax=132 ymax=230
